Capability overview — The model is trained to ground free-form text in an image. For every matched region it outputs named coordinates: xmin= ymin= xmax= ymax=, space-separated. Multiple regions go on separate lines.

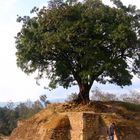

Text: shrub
xmin=91 ymin=88 xmax=118 ymax=101
xmin=65 ymin=93 xmax=79 ymax=103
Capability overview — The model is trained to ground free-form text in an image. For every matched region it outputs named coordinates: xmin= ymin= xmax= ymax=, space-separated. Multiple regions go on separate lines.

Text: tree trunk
xmin=77 ymin=83 xmax=91 ymax=103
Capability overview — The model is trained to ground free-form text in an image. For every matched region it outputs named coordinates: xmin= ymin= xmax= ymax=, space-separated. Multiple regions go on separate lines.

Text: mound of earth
xmin=6 ymin=101 xmax=140 ymax=140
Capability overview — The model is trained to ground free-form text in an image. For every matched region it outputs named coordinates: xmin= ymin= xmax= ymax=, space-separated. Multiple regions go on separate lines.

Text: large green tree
xmin=15 ymin=0 xmax=140 ymax=102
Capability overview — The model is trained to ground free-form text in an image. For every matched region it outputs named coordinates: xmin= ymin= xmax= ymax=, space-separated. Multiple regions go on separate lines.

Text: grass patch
xmin=120 ymin=102 xmax=140 ymax=112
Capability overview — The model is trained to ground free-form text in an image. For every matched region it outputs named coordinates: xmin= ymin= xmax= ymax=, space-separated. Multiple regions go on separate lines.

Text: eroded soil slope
xmin=7 ymin=101 xmax=140 ymax=140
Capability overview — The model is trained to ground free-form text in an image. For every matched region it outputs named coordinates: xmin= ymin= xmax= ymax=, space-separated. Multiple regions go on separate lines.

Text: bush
xmin=65 ymin=93 xmax=79 ymax=103
xmin=120 ymin=90 xmax=140 ymax=104
xmin=91 ymin=88 xmax=118 ymax=101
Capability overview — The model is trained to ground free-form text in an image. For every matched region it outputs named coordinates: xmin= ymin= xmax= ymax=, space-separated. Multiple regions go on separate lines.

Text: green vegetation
xmin=15 ymin=0 xmax=140 ymax=103
xmin=0 ymin=100 xmax=43 ymax=136
xmin=0 ymin=90 xmax=139 ymax=136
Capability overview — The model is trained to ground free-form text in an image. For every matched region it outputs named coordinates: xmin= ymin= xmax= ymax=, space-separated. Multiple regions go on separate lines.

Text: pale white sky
xmin=0 ymin=0 xmax=140 ymax=102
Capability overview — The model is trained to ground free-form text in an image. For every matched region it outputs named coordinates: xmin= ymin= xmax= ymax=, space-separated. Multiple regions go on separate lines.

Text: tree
xmin=15 ymin=0 xmax=140 ymax=103
xmin=120 ymin=90 xmax=140 ymax=104
xmin=6 ymin=101 xmax=15 ymax=110
xmin=0 ymin=106 xmax=17 ymax=135
xmin=39 ymin=94 xmax=50 ymax=107
xmin=66 ymin=92 xmax=79 ymax=103
xmin=91 ymin=88 xmax=118 ymax=101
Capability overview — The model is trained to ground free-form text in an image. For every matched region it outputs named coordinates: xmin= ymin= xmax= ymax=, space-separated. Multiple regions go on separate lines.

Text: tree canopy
xmin=15 ymin=0 xmax=140 ymax=102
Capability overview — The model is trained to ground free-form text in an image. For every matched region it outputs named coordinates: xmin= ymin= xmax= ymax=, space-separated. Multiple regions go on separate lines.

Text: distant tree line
xmin=0 ymin=94 xmax=49 ymax=136
xmin=66 ymin=88 xmax=140 ymax=104
xmin=91 ymin=88 xmax=140 ymax=104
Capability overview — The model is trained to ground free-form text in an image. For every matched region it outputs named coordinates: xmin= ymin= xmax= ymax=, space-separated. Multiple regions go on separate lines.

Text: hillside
xmin=3 ymin=101 xmax=140 ymax=140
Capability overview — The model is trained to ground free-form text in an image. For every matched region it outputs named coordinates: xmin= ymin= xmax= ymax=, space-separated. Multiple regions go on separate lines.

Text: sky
xmin=0 ymin=0 xmax=140 ymax=102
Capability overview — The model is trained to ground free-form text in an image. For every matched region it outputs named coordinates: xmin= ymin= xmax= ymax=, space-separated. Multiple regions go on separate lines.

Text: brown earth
xmin=0 ymin=136 xmax=8 ymax=140
xmin=4 ymin=101 xmax=140 ymax=140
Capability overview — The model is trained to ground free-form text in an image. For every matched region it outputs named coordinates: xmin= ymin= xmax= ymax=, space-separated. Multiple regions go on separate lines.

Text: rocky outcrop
xmin=8 ymin=102 xmax=140 ymax=140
